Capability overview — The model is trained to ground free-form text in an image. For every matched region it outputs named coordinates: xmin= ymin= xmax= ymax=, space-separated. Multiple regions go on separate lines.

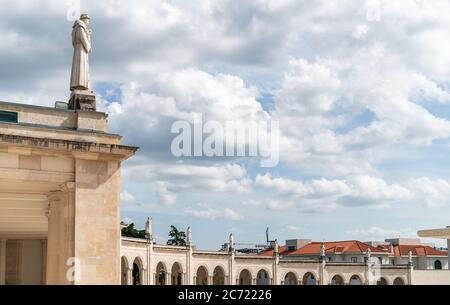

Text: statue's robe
xmin=70 ymin=20 xmax=91 ymax=91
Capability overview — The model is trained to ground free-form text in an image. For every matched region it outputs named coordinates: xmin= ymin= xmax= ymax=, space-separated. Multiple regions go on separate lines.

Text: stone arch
xmin=156 ymin=262 xmax=167 ymax=285
xmin=256 ymin=269 xmax=270 ymax=285
xmin=302 ymin=272 xmax=317 ymax=285
xmin=377 ymin=277 xmax=388 ymax=285
xmin=349 ymin=274 xmax=363 ymax=285
xmin=121 ymin=256 xmax=129 ymax=285
xmin=330 ymin=274 xmax=345 ymax=285
xmin=283 ymin=272 xmax=298 ymax=285
xmin=171 ymin=262 xmax=183 ymax=285
xmin=239 ymin=269 xmax=252 ymax=285
xmin=196 ymin=266 xmax=209 ymax=285
xmin=213 ymin=266 xmax=226 ymax=285
xmin=132 ymin=257 xmax=144 ymax=285
xmin=434 ymin=260 xmax=443 ymax=270
xmin=393 ymin=277 xmax=405 ymax=285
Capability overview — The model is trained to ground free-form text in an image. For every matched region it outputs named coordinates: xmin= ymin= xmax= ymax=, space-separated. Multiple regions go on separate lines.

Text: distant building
xmin=259 ymin=238 xmax=448 ymax=270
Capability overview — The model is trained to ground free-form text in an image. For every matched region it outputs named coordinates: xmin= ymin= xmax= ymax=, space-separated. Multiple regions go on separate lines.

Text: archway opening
xmin=349 ymin=275 xmax=362 ymax=285
xmin=256 ymin=269 xmax=270 ymax=285
xmin=393 ymin=277 xmax=405 ymax=285
xmin=132 ymin=257 xmax=144 ymax=285
xmin=302 ymin=272 xmax=317 ymax=285
xmin=377 ymin=277 xmax=388 ymax=285
xmin=121 ymin=257 xmax=129 ymax=285
xmin=435 ymin=260 xmax=443 ymax=270
xmin=156 ymin=262 xmax=167 ymax=285
xmin=284 ymin=272 xmax=297 ymax=285
xmin=239 ymin=269 xmax=252 ymax=285
xmin=171 ymin=262 xmax=183 ymax=285
xmin=213 ymin=266 xmax=225 ymax=285
xmin=196 ymin=266 xmax=208 ymax=285
xmin=331 ymin=275 xmax=344 ymax=285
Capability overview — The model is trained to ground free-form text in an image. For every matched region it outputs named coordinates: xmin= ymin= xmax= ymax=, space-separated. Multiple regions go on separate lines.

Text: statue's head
xmin=80 ymin=14 xmax=90 ymax=25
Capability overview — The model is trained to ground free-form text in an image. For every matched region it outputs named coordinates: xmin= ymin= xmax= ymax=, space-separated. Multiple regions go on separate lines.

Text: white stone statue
xmin=229 ymin=233 xmax=234 ymax=251
xmin=320 ymin=243 xmax=326 ymax=257
xmin=274 ymin=239 xmax=279 ymax=254
xmin=70 ymin=14 xmax=92 ymax=91
xmin=145 ymin=217 xmax=152 ymax=239
xmin=408 ymin=251 xmax=413 ymax=264
xmin=187 ymin=227 xmax=192 ymax=245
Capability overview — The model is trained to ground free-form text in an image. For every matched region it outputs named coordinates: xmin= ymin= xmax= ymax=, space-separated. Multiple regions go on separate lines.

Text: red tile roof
xmin=389 ymin=245 xmax=448 ymax=257
xmin=259 ymin=240 xmax=389 ymax=256
xmin=289 ymin=240 xmax=388 ymax=255
xmin=259 ymin=246 xmax=289 ymax=257
xmin=259 ymin=241 xmax=448 ymax=257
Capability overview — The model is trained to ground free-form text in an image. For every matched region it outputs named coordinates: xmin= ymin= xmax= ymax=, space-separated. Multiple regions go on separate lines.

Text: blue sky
xmin=2 ymin=0 xmax=450 ymax=249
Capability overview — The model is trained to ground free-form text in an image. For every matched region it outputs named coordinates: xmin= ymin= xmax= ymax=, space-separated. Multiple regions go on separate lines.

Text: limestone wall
xmin=412 ymin=270 xmax=450 ymax=285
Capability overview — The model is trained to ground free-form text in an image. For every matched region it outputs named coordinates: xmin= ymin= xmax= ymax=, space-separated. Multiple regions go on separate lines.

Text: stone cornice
xmin=0 ymin=133 xmax=138 ymax=161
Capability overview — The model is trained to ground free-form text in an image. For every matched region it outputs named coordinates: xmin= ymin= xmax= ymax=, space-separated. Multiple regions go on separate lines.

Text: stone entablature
xmin=0 ymin=101 xmax=108 ymax=132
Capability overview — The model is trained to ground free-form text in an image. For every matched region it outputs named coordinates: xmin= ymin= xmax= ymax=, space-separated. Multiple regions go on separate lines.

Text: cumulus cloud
xmin=185 ymin=204 xmax=243 ymax=221
xmin=3 ymin=1 xmax=450 ymax=247
xmin=346 ymin=227 xmax=417 ymax=239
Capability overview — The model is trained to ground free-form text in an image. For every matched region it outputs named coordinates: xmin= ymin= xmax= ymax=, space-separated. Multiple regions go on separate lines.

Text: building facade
xmin=0 ymin=101 xmax=137 ymax=285
xmin=119 ymin=233 xmax=450 ymax=286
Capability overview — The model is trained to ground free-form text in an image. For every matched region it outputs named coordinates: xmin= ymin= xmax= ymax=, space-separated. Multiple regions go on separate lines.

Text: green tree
xmin=121 ymin=223 xmax=146 ymax=239
xmin=167 ymin=225 xmax=186 ymax=246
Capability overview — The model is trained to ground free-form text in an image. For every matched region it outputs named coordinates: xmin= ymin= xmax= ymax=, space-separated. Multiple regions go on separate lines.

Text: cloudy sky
xmin=2 ymin=0 xmax=450 ymax=249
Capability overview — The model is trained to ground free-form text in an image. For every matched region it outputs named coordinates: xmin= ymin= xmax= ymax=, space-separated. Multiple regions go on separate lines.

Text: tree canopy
xmin=167 ymin=225 xmax=186 ymax=246
xmin=121 ymin=223 xmax=146 ymax=239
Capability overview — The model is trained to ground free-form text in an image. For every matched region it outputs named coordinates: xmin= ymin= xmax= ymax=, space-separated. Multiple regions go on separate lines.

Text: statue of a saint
xmin=70 ymin=14 xmax=92 ymax=91
xmin=229 ymin=233 xmax=234 ymax=251
xmin=320 ymin=243 xmax=326 ymax=257
xmin=187 ymin=227 xmax=192 ymax=246
xmin=145 ymin=217 xmax=152 ymax=240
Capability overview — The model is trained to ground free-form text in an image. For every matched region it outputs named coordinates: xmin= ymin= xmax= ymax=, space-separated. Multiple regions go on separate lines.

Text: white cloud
xmin=121 ymin=190 xmax=135 ymax=203
xmin=185 ymin=204 xmax=243 ymax=221
xmin=346 ymin=227 xmax=417 ymax=239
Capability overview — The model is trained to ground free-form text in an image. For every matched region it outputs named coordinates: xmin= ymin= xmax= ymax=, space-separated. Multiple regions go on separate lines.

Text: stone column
xmin=319 ymin=259 xmax=327 ymax=285
xmin=127 ymin=268 xmax=133 ymax=285
xmin=0 ymin=239 xmax=7 ymax=285
xmin=187 ymin=246 xmax=193 ymax=285
xmin=147 ymin=241 xmax=153 ymax=285
xmin=46 ymin=183 xmax=75 ymax=285
xmin=273 ymin=252 xmax=279 ymax=285
xmin=73 ymin=159 xmax=122 ymax=285
xmin=448 ymin=239 xmax=450 ymax=270
xmin=167 ymin=272 xmax=172 ymax=285
xmin=142 ymin=268 xmax=148 ymax=285
xmin=228 ymin=250 xmax=235 ymax=285
xmin=41 ymin=240 xmax=47 ymax=285
xmin=208 ymin=275 xmax=213 ymax=285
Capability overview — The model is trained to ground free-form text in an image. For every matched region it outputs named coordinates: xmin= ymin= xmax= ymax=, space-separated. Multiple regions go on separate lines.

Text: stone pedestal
xmin=69 ymin=90 xmax=96 ymax=111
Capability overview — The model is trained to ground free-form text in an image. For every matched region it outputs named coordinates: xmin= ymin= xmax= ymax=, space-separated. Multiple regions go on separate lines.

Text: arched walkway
xmin=393 ymin=277 xmax=405 ymax=285
xmin=303 ymin=272 xmax=317 ymax=285
xmin=121 ymin=256 xmax=129 ymax=285
xmin=239 ymin=269 xmax=252 ymax=285
xmin=132 ymin=257 xmax=144 ymax=285
xmin=377 ymin=277 xmax=388 ymax=285
xmin=256 ymin=269 xmax=270 ymax=285
xmin=349 ymin=275 xmax=362 ymax=285
xmin=171 ymin=262 xmax=183 ymax=285
xmin=156 ymin=262 xmax=167 ymax=285
xmin=213 ymin=266 xmax=225 ymax=285
xmin=283 ymin=272 xmax=298 ymax=285
xmin=196 ymin=266 xmax=209 ymax=285
xmin=330 ymin=275 xmax=345 ymax=285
